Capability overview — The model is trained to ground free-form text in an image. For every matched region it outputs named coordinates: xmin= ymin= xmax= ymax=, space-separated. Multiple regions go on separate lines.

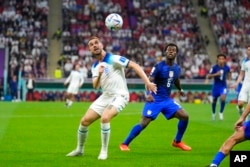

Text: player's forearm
xmin=93 ymin=75 xmax=102 ymax=89
xmin=240 ymin=103 xmax=250 ymax=120
xmin=129 ymin=61 xmax=150 ymax=85
xmin=235 ymin=72 xmax=244 ymax=85
xmin=174 ymin=79 xmax=182 ymax=91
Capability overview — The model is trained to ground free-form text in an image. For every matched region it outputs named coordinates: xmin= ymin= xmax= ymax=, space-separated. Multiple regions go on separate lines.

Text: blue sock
xmin=212 ymin=102 xmax=216 ymax=114
xmin=220 ymin=101 xmax=225 ymax=113
xmin=174 ymin=120 xmax=188 ymax=142
xmin=123 ymin=124 xmax=143 ymax=145
xmin=212 ymin=151 xmax=226 ymax=166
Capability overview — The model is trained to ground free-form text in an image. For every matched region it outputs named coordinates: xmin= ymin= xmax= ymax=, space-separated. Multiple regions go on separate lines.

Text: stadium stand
xmin=0 ymin=0 xmax=49 ymax=79
xmin=61 ymin=0 xmax=211 ymax=79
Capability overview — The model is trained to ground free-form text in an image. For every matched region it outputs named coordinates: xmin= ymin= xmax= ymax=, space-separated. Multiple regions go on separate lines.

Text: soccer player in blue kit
xmin=208 ymin=102 xmax=250 ymax=167
xmin=206 ymin=54 xmax=231 ymax=120
xmin=120 ymin=43 xmax=191 ymax=151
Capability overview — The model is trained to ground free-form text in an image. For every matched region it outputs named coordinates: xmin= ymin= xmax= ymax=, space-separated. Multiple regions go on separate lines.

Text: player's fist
xmin=98 ymin=62 xmax=106 ymax=74
xmin=145 ymin=94 xmax=154 ymax=102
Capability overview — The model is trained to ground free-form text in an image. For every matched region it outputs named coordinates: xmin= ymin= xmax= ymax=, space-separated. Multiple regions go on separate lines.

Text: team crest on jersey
xmin=169 ymin=71 xmax=174 ymax=77
xmin=147 ymin=110 xmax=152 ymax=115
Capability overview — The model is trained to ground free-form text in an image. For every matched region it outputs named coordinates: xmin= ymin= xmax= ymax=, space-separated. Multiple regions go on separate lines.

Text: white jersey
xmin=241 ymin=58 xmax=250 ymax=86
xmin=65 ymin=70 xmax=84 ymax=89
xmin=91 ymin=53 xmax=129 ymax=95
xmin=238 ymin=58 xmax=250 ymax=102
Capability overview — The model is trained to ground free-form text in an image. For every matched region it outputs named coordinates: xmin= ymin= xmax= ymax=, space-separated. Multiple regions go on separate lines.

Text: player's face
xmin=217 ymin=56 xmax=226 ymax=65
xmin=165 ymin=46 xmax=177 ymax=60
xmin=88 ymin=38 xmax=103 ymax=55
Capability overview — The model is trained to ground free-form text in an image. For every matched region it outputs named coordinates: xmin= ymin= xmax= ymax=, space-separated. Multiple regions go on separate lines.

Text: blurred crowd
xmin=59 ymin=0 xmax=211 ymax=79
xmin=0 ymin=0 xmax=49 ymax=79
xmin=2 ymin=0 xmax=250 ymax=102
xmin=206 ymin=0 xmax=250 ymax=79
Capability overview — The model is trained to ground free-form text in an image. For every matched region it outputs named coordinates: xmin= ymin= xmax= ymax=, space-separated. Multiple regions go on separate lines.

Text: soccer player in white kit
xmin=231 ymin=45 xmax=250 ymax=117
xmin=66 ymin=36 xmax=157 ymax=160
xmin=64 ymin=64 xmax=84 ymax=107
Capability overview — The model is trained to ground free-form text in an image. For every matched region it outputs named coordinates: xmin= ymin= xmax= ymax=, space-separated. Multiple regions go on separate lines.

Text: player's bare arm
xmin=127 ymin=61 xmax=157 ymax=94
xmin=174 ymin=78 xmax=185 ymax=96
xmin=231 ymin=70 xmax=245 ymax=89
xmin=235 ymin=103 xmax=250 ymax=130
xmin=207 ymin=71 xmax=221 ymax=79
xmin=144 ymin=76 xmax=155 ymax=102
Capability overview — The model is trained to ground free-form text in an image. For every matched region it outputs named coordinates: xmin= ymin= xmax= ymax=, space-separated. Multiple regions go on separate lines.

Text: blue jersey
xmin=142 ymin=61 xmax=182 ymax=120
xmin=150 ymin=61 xmax=181 ymax=101
xmin=209 ymin=64 xmax=230 ymax=98
xmin=209 ymin=64 xmax=230 ymax=88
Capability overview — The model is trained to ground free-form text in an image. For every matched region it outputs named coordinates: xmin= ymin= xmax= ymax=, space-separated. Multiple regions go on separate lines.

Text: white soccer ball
xmin=105 ymin=13 xmax=123 ymax=31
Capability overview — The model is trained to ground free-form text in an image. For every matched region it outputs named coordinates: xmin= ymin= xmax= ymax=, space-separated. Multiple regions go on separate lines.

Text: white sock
xmin=100 ymin=123 xmax=110 ymax=152
xmin=68 ymin=100 xmax=73 ymax=106
xmin=236 ymin=105 xmax=244 ymax=115
xmin=76 ymin=124 xmax=88 ymax=152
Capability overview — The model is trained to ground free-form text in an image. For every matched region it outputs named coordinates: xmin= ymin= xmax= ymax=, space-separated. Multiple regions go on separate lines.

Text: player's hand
xmin=234 ymin=118 xmax=244 ymax=130
xmin=145 ymin=94 xmax=154 ymax=102
xmin=146 ymin=82 xmax=157 ymax=94
xmin=179 ymin=89 xmax=185 ymax=97
xmin=64 ymin=82 xmax=67 ymax=87
xmin=99 ymin=63 xmax=105 ymax=74
xmin=215 ymin=71 xmax=221 ymax=76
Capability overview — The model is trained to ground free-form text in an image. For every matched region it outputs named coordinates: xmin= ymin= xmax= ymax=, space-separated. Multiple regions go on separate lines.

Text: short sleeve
xmin=112 ymin=55 xmax=130 ymax=68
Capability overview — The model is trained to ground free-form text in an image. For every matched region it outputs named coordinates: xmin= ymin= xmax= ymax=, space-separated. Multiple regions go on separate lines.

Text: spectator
xmin=47 ymin=91 xmax=55 ymax=101
xmin=52 ymin=28 xmax=62 ymax=40
xmin=40 ymin=90 xmax=48 ymax=101
xmin=26 ymin=73 xmax=36 ymax=101
xmin=9 ymin=75 xmax=18 ymax=101
xmin=54 ymin=91 xmax=62 ymax=101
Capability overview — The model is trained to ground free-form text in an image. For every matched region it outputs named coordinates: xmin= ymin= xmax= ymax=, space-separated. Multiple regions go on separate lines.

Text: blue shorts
xmin=142 ymin=98 xmax=182 ymax=120
xmin=243 ymin=120 xmax=250 ymax=140
xmin=212 ymin=86 xmax=227 ymax=98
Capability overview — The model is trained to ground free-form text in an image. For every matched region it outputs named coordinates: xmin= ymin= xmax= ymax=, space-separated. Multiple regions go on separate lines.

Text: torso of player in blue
xmin=151 ymin=61 xmax=181 ymax=101
xmin=210 ymin=64 xmax=230 ymax=97
xmin=142 ymin=61 xmax=182 ymax=120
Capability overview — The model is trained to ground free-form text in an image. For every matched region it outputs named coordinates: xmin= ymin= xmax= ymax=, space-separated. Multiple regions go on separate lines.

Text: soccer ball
xmin=105 ymin=13 xmax=123 ymax=31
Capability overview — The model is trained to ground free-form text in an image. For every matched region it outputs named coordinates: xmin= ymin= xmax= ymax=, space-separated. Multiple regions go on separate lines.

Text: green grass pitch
xmin=0 ymin=102 xmax=248 ymax=167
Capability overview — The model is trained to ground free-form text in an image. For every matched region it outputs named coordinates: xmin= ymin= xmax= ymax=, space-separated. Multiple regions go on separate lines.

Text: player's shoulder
xmin=242 ymin=57 xmax=250 ymax=63
xmin=92 ymin=60 xmax=99 ymax=69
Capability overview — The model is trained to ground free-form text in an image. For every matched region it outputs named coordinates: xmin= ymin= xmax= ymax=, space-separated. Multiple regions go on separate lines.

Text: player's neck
xmin=97 ymin=50 xmax=106 ymax=62
xmin=165 ymin=60 xmax=174 ymax=66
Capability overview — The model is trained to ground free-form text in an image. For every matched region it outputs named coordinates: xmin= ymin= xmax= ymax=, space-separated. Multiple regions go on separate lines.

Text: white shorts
xmin=89 ymin=92 xmax=129 ymax=115
xmin=67 ymin=85 xmax=79 ymax=95
xmin=238 ymin=85 xmax=250 ymax=102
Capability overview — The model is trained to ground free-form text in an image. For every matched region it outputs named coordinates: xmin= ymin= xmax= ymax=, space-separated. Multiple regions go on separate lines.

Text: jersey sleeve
xmin=112 ymin=55 xmax=130 ymax=68
xmin=209 ymin=65 xmax=216 ymax=74
xmin=241 ymin=59 xmax=247 ymax=71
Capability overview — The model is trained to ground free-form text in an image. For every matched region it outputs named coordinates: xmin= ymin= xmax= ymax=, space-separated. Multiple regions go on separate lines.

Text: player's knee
xmin=81 ymin=118 xmax=91 ymax=126
xmin=100 ymin=115 xmax=112 ymax=123
xmin=238 ymin=102 xmax=244 ymax=108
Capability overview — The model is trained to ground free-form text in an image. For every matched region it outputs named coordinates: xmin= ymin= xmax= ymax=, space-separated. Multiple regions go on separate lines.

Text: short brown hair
xmin=88 ymin=36 xmax=100 ymax=44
